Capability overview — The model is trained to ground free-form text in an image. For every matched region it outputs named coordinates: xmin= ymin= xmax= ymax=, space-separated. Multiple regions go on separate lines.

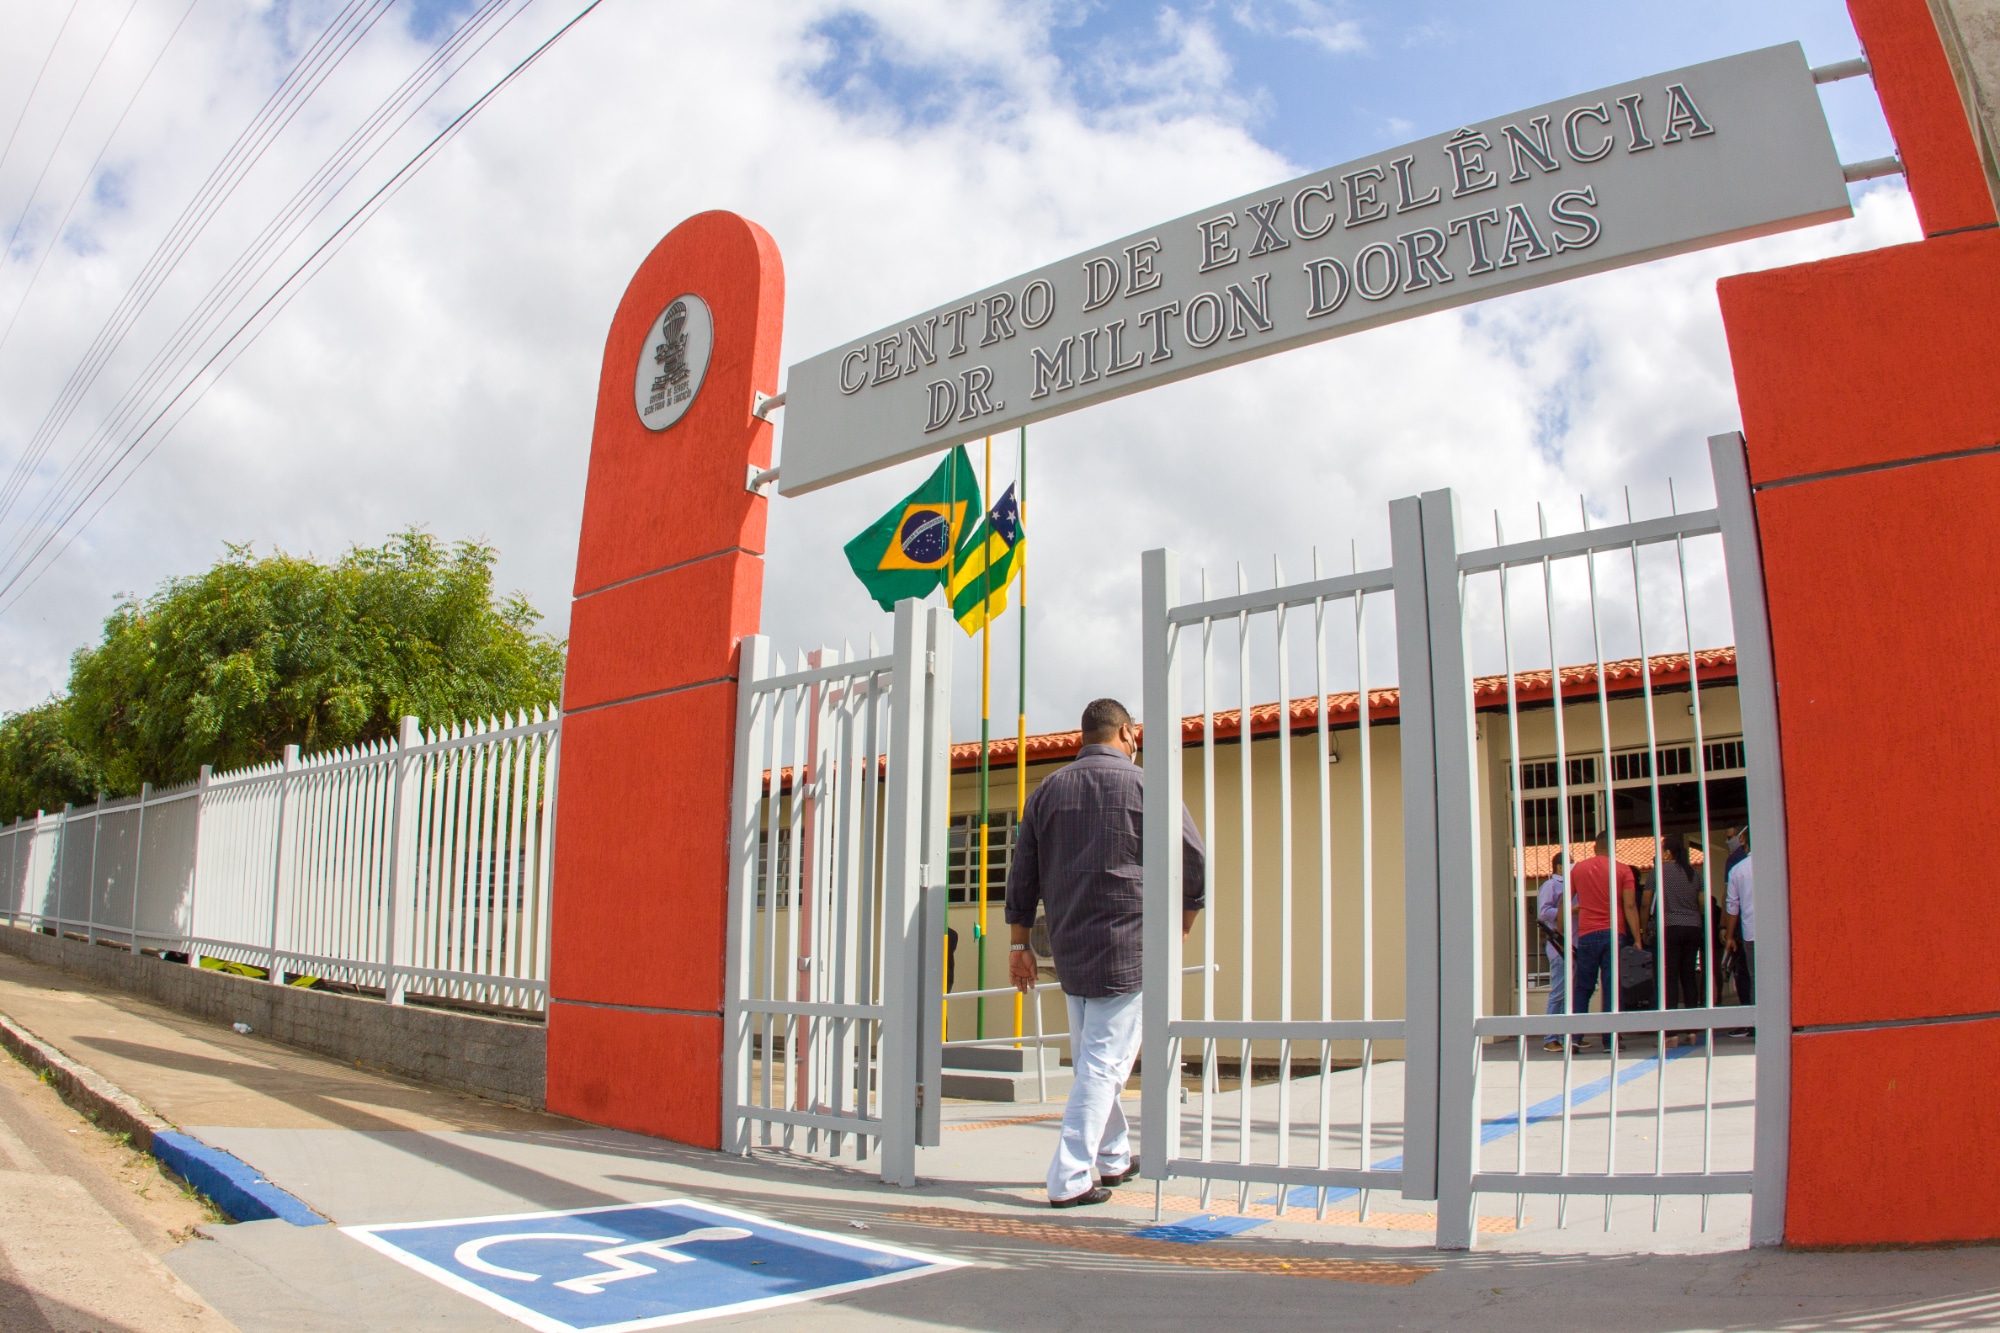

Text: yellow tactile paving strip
xmin=1107 ymin=1189 xmax=1516 ymax=1234
xmin=893 ymin=1207 xmax=1435 ymax=1285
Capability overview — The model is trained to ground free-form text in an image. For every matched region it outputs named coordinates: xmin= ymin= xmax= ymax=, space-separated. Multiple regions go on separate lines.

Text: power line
xmin=0 ymin=0 xmax=533 ymax=574
xmin=1 ymin=0 xmax=147 ymax=262
xmin=0 ymin=0 xmax=205 ymax=354
xmin=0 ymin=0 xmax=393 ymax=526
xmin=0 ymin=0 xmax=609 ymax=615
xmin=0 ymin=0 xmax=85 ymax=189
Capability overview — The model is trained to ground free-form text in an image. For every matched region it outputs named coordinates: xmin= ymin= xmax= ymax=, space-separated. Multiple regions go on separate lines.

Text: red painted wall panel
xmin=1755 ymin=456 xmax=2000 ymax=1027
xmin=550 ymin=686 xmax=737 ymax=1012
xmin=548 ymin=212 xmax=783 ymax=1151
xmin=547 ymin=1003 xmax=724 ymax=1148
xmin=1790 ymin=1021 xmax=2000 ymax=1246
xmin=1847 ymin=0 xmax=1997 ymax=237
xmin=1716 ymin=229 xmax=2000 ymax=483
xmin=564 ymin=551 xmax=763 ymax=712
xmin=1715 ymin=4 xmax=2000 ymax=1242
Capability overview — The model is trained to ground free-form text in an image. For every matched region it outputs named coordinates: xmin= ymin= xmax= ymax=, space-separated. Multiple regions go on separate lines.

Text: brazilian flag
xmin=843 ymin=446 xmax=981 ymax=611
xmin=948 ymin=483 xmax=1024 ymax=635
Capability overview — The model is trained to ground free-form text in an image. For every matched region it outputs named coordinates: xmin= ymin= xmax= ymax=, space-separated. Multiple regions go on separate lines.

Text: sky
xmin=0 ymin=0 xmax=1919 ymax=743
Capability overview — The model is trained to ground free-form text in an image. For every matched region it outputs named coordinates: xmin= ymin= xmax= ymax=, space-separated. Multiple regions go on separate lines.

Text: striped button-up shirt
xmin=1004 ymin=744 xmax=1206 ymax=997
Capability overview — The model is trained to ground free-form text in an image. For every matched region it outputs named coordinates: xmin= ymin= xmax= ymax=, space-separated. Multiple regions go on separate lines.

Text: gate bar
xmin=1387 ymin=496 xmax=1441 ymax=1207
xmin=1139 ymin=548 xmax=1184 ymax=1188
xmin=877 ymin=599 xmax=929 ymax=1187
xmin=1419 ymin=488 xmax=1483 ymax=1251
xmin=1710 ymin=431 xmax=1792 ymax=1247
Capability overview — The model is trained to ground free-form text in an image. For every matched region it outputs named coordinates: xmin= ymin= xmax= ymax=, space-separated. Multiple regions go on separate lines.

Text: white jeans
xmin=1047 ymin=990 xmax=1143 ymax=1201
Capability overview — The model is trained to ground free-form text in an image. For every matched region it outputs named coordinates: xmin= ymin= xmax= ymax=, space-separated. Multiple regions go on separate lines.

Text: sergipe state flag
xmin=948 ymin=483 xmax=1025 ymax=635
xmin=843 ymin=446 xmax=981 ymax=611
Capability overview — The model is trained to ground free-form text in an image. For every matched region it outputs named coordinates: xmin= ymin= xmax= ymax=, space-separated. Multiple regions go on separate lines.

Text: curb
xmin=0 ymin=1009 xmax=328 ymax=1227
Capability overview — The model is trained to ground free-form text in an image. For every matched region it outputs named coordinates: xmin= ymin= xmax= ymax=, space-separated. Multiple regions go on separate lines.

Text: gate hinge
xmin=915 ymin=1084 xmax=925 ymax=1108
xmin=924 ymin=651 xmax=936 ymax=676
xmin=919 ymin=863 xmax=933 ymax=888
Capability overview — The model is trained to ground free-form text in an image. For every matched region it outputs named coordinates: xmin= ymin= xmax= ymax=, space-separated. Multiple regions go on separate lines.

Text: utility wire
xmin=1 ymin=0 xmax=146 ymax=262
xmin=0 ymin=0 xmax=392 ymax=526
xmin=0 ymin=0 xmax=85 ymax=190
xmin=0 ymin=0 xmax=205 ymax=355
xmin=0 ymin=0 xmax=608 ymax=613
xmin=0 ymin=0 xmax=533 ymax=577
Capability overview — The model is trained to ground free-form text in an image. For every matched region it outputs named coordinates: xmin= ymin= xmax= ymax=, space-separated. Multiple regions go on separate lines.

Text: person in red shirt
xmin=1563 ymin=831 xmax=1641 ymax=1033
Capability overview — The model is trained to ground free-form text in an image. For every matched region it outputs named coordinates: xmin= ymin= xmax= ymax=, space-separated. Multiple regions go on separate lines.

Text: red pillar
xmin=546 ymin=212 xmax=783 ymax=1147
xmin=1716 ymin=0 xmax=1999 ymax=1246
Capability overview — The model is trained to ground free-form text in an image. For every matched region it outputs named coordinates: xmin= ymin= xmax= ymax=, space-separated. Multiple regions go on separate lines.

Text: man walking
xmin=1006 ymin=698 xmax=1205 ymax=1208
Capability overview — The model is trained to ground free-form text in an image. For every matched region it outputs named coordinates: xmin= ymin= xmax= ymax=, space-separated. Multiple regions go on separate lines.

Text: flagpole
xmin=943 ymin=447 xmax=958 ymax=1047
xmin=977 ymin=437 xmax=994 ymax=1040
xmin=1014 ymin=425 xmax=1027 ymax=1043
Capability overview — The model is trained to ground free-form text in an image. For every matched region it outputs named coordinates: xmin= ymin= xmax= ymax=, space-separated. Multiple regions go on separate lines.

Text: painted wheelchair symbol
xmin=454 ymin=1226 xmax=753 ymax=1295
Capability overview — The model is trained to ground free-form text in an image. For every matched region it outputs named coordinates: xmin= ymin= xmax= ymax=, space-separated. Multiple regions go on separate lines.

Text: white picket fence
xmin=0 ymin=709 xmax=559 ymax=1013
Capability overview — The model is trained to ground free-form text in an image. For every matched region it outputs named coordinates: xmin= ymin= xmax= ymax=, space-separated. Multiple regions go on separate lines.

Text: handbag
xmin=1618 ymin=943 xmax=1655 ymax=986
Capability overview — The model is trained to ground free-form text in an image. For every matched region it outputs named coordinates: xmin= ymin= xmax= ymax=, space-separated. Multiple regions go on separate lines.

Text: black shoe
xmin=1050 ymin=1186 xmax=1112 ymax=1209
xmin=1098 ymin=1163 xmax=1141 ymax=1187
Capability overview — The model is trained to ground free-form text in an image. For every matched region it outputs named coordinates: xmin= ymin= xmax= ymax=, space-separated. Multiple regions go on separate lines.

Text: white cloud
xmin=0 ymin=0 xmax=1920 ymax=749
xmin=1228 ymin=0 xmax=1367 ymax=55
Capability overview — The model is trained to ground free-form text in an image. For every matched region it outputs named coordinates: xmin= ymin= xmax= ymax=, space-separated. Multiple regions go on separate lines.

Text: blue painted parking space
xmin=343 ymin=1198 xmax=963 ymax=1332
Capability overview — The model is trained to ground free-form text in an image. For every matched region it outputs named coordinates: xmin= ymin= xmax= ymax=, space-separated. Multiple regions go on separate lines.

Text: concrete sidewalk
xmin=3 ymin=949 xmax=1998 ymax=1332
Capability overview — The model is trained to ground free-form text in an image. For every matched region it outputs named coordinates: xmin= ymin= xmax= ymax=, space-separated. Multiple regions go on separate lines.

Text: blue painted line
xmin=1172 ymin=1044 xmax=1702 ymax=1234
xmin=151 ymin=1130 xmax=327 ymax=1226
xmin=1129 ymin=1213 xmax=1269 ymax=1244
xmin=1479 ymin=1040 xmax=1700 ymax=1146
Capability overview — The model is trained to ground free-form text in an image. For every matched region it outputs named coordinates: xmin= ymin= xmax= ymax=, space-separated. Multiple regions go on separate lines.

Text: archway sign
xmin=777 ymin=42 xmax=1851 ymax=494
xmin=550 ymin=39 xmax=1860 ymax=1154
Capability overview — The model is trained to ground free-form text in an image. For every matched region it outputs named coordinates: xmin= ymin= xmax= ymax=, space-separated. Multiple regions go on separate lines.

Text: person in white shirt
xmin=1537 ymin=855 xmax=1587 ymax=1053
xmin=1724 ymin=828 xmax=1755 ymax=1025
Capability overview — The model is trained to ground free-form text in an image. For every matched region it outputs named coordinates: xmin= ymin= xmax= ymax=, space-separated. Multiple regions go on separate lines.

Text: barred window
xmin=947 ymin=810 xmax=1015 ymax=904
xmin=1515 ymin=756 xmax=1597 ymax=791
xmin=1703 ymin=739 xmax=1746 ymax=773
xmin=755 ymin=828 xmax=792 ymax=910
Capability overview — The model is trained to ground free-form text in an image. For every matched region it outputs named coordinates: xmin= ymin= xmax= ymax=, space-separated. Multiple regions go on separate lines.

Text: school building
xmin=939 ymin=647 xmax=1746 ymax=1051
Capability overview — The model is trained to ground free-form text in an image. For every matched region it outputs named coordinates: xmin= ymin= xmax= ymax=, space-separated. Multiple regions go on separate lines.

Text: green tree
xmin=40 ymin=530 xmax=564 ymax=800
xmin=0 ymin=700 xmax=102 ymax=819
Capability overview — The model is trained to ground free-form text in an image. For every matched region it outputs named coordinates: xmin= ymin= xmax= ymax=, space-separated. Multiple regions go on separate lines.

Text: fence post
xmin=187 ymin=767 xmax=210 ymax=967
xmin=918 ymin=606 xmax=952 ymax=1149
xmin=86 ymin=795 xmax=104 ymax=947
xmin=724 ymin=636 xmax=772 ymax=1157
xmin=1710 ymin=430 xmax=1792 ymax=1247
xmin=877 ymin=602 xmax=926 ymax=1188
xmin=50 ymin=803 xmax=70 ymax=939
xmin=130 ymin=783 xmax=150 ymax=953
xmin=267 ymin=746 xmax=300 ymax=984
xmin=1139 ymin=548 xmax=1184 ymax=1186
xmin=1419 ymin=488 xmax=1482 ymax=1252
xmin=383 ymin=717 xmax=423 ymax=1004
xmin=4 ymin=817 xmax=17 ymax=928
xmin=1388 ymin=497 xmax=1441 ymax=1205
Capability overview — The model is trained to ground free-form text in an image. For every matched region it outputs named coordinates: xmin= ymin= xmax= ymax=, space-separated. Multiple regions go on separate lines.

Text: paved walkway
xmin=4 ymin=950 xmax=2000 ymax=1332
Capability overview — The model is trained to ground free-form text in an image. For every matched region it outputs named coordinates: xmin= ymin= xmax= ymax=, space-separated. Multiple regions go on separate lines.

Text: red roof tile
xmin=949 ymin=647 xmax=1737 ymax=773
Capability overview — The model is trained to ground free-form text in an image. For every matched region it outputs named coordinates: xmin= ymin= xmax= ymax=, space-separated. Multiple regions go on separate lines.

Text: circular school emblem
xmin=633 ymin=293 xmax=713 ymax=431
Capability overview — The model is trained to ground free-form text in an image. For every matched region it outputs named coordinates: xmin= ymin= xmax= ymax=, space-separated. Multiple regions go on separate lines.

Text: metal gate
xmin=1140 ymin=432 xmax=1789 ymax=1249
xmin=723 ymin=599 xmax=953 ymax=1186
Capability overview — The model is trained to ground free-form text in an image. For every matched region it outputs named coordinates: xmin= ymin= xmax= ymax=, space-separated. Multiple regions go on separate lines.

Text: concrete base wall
xmin=0 ymin=925 xmax=545 ymax=1110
